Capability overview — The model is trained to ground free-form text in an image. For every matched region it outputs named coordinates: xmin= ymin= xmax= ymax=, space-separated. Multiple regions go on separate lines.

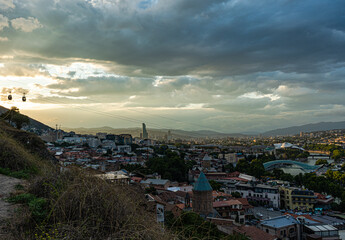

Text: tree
xmin=231 ymin=192 xmax=241 ymax=198
xmin=0 ymin=107 xmax=30 ymax=129
xmin=315 ymin=159 xmax=328 ymax=165
xmin=146 ymin=150 xmax=188 ymax=182
xmin=209 ymin=180 xmax=222 ymax=191
xmin=235 ymin=159 xmax=250 ymax=173
xmin=249 ymin=159 xmax=266 ymax=178
xmin=224 ymin=163 xmax=235 ymax=172
xmin=332 ymin=150 xmax=342 ymax=161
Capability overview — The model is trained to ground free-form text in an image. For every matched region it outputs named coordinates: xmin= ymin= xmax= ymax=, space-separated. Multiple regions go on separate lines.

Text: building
xmin=260 ymin=215 xmax=341 ymax=240
xmin=280 ymin=186 xmax=316 ymax=211
xmin=119 ymin=134 xmax=132 ymax=145
xmin=201 ymin=154 xmax=212 ymax=168
xmin=236 ymin=182 xmax=280 ymax=208
xmin=259 ymin=215 xmax=299 ymax=240
xmin=233 ymin=225 xmax=276 ymax=240
xmin=96 ymin=170 xmax=130 ymax=185
xmin=142 ymin=123 xmax=148 ymax=139
xmin=302 ymin=224 xmax=340 ymax=240
xmin=213 ymin=199 xmax=245 ymax=224
xmin=192 ymin=172 xmax=213 ymax=216
xmin=140 ymin=179 xmax=171 ymax=190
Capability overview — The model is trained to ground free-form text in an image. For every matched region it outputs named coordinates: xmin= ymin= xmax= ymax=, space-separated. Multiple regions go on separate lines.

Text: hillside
xmin=0 ymin=105 xmax=53 ymax=132
xmin=262 ymin=121 xmax=345 ymax=136
xmin=0 ymin=120 xmax=54 ymax=174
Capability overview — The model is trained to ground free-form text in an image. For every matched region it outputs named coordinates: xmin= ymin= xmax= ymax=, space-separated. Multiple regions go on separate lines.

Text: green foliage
xmin=166 ymin=211 xmax=248 ymax=240
xmin=186 ymin=160 xmax=197 ymax=170
xmin=275 ymin=148 xmax=306 ymax=160
xmin=235 ymin=159 xmax=266 ymax=178
xmin=145 ymin=186 xmax=158 ymax=195
xmin=304 ymin=143 xmax=340 ymax=153
xmin=231 ymin=191 xmax=242 ymax=198
xmin=0 ymin=120 xmax=53 ymax=176
xmin=249 ymin=159 xmax=266 ymax=178
xmin=120 ymin=163 xmax=145 ymax=173
xmin=28 ymin=197 xmax=48 ymax=223
xmin=8 ymin=193 xmax=48 ymax=223
xmin=224 ymin=163 xmax=235 ymax=172
xmin=315 ymin=159 xmax=328 ymax=165
xmin=332 ymin=149 xmax=344 ymax=161
xmin=0 ymin=167 xmax=32 ymax=179
xmin=16 ymin=169 xmax=170 ymax=240
xmin=146 ymin=150 xmax=188 ymax=182
xmin=0 ymin=107 xmax=30 ymax=129
xmin=209 ymin=180 xmax=222 ymax=191
xmin=7 ymin=193 xmax=36 ymax=204
xmin=235 ymin=159 xmax=250 ymax=173
xmin=15 ymin=183 xmax=25 ymax=190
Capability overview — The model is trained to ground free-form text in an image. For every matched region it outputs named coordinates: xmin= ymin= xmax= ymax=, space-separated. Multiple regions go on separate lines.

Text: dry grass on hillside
xmin=10 ymin=168 xmax=172 ymax=240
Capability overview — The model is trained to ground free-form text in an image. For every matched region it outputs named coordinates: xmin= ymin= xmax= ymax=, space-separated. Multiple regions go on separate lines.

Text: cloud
xmin=0 ymin=0 xmax=343 ymax=76
xmin=0 ymin=0 xmax=345 ymax=132
xmin=0 ymin=14 xmax=9 ymax=31
xmin=0 ymin=0 xmax=14 ymax=10
xmin=0 ymin=36 xmax=8 ymax=41
xmin=11 ymin=17 xmax=42 ymax=32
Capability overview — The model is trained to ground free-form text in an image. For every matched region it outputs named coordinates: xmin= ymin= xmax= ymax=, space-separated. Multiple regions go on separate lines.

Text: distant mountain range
xmin=1 ymin=105 xmax=344 ymax=138
xmin=262 ymin=121 xmax=345 ymax=136
xmin=66 ymin=121 xmax=345 ymax=138
xmin=63 ymin=126 xmax=246 ymax=139
xmin=0 ymin=105 xmax=53 ymax=131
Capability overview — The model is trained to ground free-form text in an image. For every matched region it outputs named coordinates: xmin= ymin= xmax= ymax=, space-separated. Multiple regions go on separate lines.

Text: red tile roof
xmin=234 ymin=226 xmax=276 ymax=240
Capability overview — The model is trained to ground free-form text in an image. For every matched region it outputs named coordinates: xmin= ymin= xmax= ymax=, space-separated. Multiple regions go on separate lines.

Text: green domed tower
xmin=192 ymin=172 xmax=213 ymax=216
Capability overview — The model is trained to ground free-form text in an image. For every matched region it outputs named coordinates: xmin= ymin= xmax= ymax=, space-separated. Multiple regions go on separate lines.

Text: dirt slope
xmin=0 ymin=174 xmax=23 ymax=238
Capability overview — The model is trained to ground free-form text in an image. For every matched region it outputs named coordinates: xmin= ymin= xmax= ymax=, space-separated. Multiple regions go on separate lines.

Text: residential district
xmin=32 ymin=123 xmax=345 ymax=240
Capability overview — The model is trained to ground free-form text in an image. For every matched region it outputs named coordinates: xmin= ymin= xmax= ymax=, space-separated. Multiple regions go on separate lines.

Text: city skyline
xmin=0 ymin=0 xmax=345 ymax=132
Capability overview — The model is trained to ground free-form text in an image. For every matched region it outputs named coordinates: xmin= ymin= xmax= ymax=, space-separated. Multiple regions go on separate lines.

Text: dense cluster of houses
xmin=42 ymin=129 xmax=345 ymax=240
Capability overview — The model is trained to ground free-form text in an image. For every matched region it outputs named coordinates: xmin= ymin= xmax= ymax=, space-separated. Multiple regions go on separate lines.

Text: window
xmin=266 ymin=229 xmax=269 ymax=233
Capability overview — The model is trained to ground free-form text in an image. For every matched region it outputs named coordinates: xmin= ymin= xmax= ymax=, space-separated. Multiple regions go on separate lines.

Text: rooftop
xmin=194 ymin=172 xmax=213 ymax=192
xmin=260 ymin=215 xmax=298 ymax=228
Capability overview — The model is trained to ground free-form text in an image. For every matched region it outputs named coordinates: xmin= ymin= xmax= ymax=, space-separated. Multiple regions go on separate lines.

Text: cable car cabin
xmin=22 ymin=94 xmax=26 ymax=102
xmin=8 ymin=94 xmax=12 ymax=100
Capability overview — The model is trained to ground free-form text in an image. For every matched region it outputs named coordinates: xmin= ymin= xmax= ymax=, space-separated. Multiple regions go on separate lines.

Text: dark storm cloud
xmin=2 ymin=0 xmax=345 ymax=76
xmin=1 ymin=0 xmax=345 ymax=131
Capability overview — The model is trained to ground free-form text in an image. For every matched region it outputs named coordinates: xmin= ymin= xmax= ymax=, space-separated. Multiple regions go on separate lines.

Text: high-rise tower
xmin=142 ymin=123 xmax=148 ymax=139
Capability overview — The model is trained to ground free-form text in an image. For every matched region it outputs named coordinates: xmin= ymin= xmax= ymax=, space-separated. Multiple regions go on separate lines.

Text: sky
xmin=0 ymin=0 xmax=345 ymax=133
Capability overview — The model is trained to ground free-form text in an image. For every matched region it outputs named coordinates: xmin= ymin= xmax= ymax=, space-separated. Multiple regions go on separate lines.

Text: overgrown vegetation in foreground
xmin=9 ymin=169 xmax=169 ymax=240
xmin=166 ymin=211 xmax=248 ymax=240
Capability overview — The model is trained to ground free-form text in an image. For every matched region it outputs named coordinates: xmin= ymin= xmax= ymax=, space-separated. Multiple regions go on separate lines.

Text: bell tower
xmin=192 ymin=172 xmax=213 ymax=216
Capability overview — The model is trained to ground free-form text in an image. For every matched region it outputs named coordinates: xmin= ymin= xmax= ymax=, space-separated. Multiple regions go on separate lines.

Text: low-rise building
xmin=140 ymin=179 xmax=171 ymax=190
xmin=236 ymin=182 xmax=280 ymax=208
xmin=259 ymin=215 xmax=299 ymax=240
xmin=280 ymin=186 xmax=316 ymax=211
xmin=213 ymin=199 xmax=245 ymax=224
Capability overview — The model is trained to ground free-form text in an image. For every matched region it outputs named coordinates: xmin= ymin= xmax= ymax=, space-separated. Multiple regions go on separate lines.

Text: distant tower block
xmin=192 ymin=172 xmax=213 ymax=216
xmin=142 ymin=123 xmax=148 ymax=139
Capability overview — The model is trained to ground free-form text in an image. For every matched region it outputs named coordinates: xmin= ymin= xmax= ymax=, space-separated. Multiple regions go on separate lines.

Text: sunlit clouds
xmin=0 ymin=0 xmax=345 ymax=132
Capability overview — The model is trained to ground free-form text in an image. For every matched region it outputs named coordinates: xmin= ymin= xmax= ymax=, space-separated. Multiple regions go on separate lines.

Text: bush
xmin=12 ymin=168 xmax=170 ymax=240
